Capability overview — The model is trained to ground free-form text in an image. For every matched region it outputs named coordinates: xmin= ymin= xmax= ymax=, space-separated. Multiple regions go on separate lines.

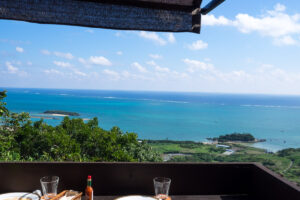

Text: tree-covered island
xmin=207 ymin=133 xmax=266 ymax=143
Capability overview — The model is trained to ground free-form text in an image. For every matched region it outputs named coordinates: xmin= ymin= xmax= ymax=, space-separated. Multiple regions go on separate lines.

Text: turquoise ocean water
xmin=2 ymin=88 xmax=300 ymax=152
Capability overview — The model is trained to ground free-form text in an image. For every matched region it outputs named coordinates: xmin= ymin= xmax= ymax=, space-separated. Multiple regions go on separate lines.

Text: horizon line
xmin=1 ymin=86 xmax=300 ymax=97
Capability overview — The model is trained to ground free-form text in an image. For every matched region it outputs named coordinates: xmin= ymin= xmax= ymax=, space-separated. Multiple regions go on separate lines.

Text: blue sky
xmin=1 ymin=0 xmax=300 ymax=94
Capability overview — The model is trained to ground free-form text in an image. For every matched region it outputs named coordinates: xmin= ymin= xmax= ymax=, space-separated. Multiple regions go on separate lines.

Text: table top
xmin=94 ymin=195 xmax=250 ymax=200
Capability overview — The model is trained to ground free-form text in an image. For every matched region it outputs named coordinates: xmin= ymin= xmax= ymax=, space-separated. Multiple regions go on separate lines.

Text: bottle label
xmin=85 ymin=191 xmax=94 ymax=200
xmin=85 ymin=190 xmax=93 ymax=200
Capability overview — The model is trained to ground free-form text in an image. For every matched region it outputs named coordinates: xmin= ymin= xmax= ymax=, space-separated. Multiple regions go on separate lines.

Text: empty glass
xmin=40 ymin=176 xmax=59 ymax=200
xmin=153 ymin=177 xmax=171 ymax=200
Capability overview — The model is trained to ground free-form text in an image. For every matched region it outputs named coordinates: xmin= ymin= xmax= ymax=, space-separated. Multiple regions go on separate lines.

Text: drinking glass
xmin=40 ymin=176 xmax=59 ymax=200
xmin=153 ymin=177 xmax=171 ymax=200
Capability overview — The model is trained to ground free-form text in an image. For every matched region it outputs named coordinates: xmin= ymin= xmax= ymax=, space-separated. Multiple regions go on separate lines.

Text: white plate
xmin=0 ymin=193 xmax=40 ymax=200
xmin=115 ymin=196 xmax=156 ymax=200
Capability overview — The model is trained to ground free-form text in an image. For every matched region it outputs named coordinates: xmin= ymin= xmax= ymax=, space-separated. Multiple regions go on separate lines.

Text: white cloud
xmin=120 ymin=70 xmax=152 ymax=81
xmin=183 ymin=58 xmax=253 ymax=82
xmin=202 ymin=4 xmax=300 ymax=46
xmin=202 ymin=15 xmax=232 ymax=26
xmin=44 ymin=68 xmax=88 ymax=78
xmin=132 ymin=62 xmax=148 ymax=73
xmin=274 ymin=3 xmax=286 ymax=12
xmin=166 ymin=33 xmax=176 ymax=43
xmin=115 ymin=32 xmax=122 ymax=37
xmin=138 ymin=31 xmax=167 ymax=45
xmin=78 ymin=57 xmax=87 ymax=65
xmin=53 ymin=61 xmax=72 ymax=68
xmin=73 ymin=70 xmax=87 ymax=77
xmin=103 ymin=69 xmax=120 ymax=80
xmin=121 ymin=71 xmax=131 ymax=79
xmin=85 ymin=29 xmax=94 ymax=33
xmin=121 ymin=71 xmax=139 ymax=80
xmin=233 ymin=13 xmax=299 ymax=37
xmin=149 ymin=54 xmax=162 ymax=59
xmin=41 ymin=49 xmax=51 ymax=55
xmin=183 ymin=59 xmax=214 ymax=73
xmin=16 ymin=47 xmax=24 ymax=53
xmin=27 ymin=61 xmax=32 ymax=66
xmin=89 ymin=56 xmax=112 ymax=66
xmin=179 ymin=58 xmax=300 ymax=94
xmin=147 ymin=61 xmax=170 ymax=73
xmin=39 ymin=55 xmax=300 ymax=94
xmin=116 ymin=51 xmax=123 ymax=55
xmin=232 ymin=70 xmax=248 ymax=77
xmin=256 ymin=64 xmax=291 ymax=82
xmin=256 ymin=64 xmax=274 ymax=73
xmin=44 ymin=69 xmax=64 ymax=75
xmin=273 ymin=35 xmax=297 ymax=46
xmin=188 ymin=40 xmax=208 ymax=50
xmin=146 ymin=60 xmax=156 ymax=66
xmin=138 ymin=32 xmax=176 ymax=45
xmin=171 ymin=71 xmax=189 ymax=79
xmin=155 ymin=66 xmax=170 ymax=73
xmin=53 ymin=52 xmax=74 ymax=59
xmin=6 ymin=61 xmax=18 ymax=73
xmin=41 ymin=50 xmax=74 ymax=59
xmin=5 ymin=61 xmax=28 ymax=76
xmin=78 ymin=56 xmax=112 ymax=67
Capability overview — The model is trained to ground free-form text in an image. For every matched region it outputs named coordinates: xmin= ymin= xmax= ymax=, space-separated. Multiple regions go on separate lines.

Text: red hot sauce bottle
xmin=85 ymin=175 xmax=93 ymax=200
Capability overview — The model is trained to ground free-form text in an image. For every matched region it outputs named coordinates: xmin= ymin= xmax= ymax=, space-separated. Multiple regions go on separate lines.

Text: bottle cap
xmin=88 ymin=175 xmax=92 ymax=179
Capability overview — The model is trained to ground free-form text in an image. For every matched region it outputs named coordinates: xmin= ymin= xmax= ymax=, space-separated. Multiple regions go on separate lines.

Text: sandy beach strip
xmin=48 ymin=113 xmax=68 ymax=117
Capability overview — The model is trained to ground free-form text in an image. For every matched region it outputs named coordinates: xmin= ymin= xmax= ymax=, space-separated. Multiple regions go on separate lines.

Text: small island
xmin=208 ymin=133 xmax=266 ymax=143
xmin=43 ymin=110 xmax=80 ymax=116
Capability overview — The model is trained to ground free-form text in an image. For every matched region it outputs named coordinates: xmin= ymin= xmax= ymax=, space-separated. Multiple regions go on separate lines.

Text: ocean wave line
xmin=241 ymin=104 xmax=300 ymax=109
xmin=103 ymin=96 xmax=188 ymax=104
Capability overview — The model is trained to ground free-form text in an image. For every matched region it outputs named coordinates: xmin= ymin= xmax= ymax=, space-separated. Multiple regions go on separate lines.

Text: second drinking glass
xmin=153 ymin=177 xmax=171 ymax=200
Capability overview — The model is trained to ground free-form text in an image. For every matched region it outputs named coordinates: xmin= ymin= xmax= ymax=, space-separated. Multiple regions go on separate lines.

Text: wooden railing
xmin=0 ymin=162 xmax=299 ymax=199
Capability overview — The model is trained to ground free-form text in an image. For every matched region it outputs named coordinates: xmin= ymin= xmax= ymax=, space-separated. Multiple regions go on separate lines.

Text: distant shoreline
xmin=31 ymin=116 xmax=59 ymax=120
xmin=31 ymin=114 xmax=90 ymax=121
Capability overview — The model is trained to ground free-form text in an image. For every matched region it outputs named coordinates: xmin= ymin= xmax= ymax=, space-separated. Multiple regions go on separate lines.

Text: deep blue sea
xmin=2 ymin=88 xmax=300 ymax=152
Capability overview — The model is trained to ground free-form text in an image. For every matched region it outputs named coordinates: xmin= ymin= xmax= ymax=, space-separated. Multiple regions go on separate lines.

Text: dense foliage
xmin=210 ymin=133 xmax=255 ymax=142
xmin=0 ymin=91 xmax=8 ymax=117
xmin=278 ymin=148 xmax=300 ymax=167
xmin=0 ymin=91 xmax=161 ymax=162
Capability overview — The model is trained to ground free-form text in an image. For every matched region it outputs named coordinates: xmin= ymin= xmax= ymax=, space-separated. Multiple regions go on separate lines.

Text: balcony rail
xmin=0 ymin=162 xmax=299 ymax=200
